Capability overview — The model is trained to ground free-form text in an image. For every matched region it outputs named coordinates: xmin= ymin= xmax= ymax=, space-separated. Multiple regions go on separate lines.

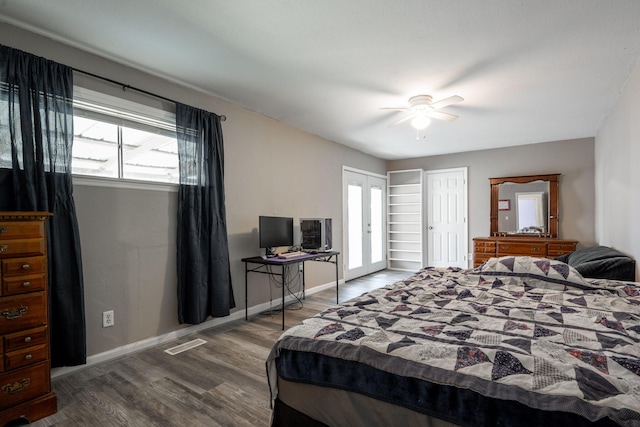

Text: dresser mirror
xmin=490 ymin=174 xmax=559 ymax=238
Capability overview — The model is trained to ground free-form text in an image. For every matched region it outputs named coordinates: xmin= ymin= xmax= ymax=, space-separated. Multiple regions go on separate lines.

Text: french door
xmin=343 ymin=169 xmax=387 ymax=280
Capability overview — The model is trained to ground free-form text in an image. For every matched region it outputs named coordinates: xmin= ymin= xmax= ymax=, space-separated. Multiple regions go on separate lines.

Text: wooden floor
xmin=30 ymin=269 xmax=409 ymax=427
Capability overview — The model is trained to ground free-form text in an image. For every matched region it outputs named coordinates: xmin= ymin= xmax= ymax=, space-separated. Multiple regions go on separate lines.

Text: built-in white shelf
xmin=387 ymin=169 xmax=423 ymax=271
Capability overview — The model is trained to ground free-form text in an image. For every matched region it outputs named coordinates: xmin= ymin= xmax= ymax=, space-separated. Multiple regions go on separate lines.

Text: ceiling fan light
xmin=411 ymin=115 xmax=431 ymax=129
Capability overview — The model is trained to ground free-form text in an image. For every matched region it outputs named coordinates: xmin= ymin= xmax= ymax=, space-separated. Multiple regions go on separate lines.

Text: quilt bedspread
xmin=267 ymin=259 xmax=640 ymax=426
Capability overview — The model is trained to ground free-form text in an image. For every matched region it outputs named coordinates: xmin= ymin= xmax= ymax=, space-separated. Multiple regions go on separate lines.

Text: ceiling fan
xmin=381 ymin=94 xmax=464 ymax=129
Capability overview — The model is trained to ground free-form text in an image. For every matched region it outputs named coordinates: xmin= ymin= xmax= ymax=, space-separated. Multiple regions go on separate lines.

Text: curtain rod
xmin=72 ymin=68 xmax=226 ymax=122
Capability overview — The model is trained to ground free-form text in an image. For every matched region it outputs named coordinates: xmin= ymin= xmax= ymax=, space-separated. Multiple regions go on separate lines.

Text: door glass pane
xmin=348 ymin=183 xmax=363 ymax=270
xmin=370 ymin=186 xmax=383 ymax=263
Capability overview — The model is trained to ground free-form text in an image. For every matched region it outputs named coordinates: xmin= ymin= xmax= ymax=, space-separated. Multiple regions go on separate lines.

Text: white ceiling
xmin=2 ymin=1 xmax=640 ymax=160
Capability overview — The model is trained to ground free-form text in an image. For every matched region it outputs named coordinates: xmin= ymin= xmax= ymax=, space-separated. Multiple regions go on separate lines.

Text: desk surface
xmin=242 ymin=251 xmax=339 ymax=265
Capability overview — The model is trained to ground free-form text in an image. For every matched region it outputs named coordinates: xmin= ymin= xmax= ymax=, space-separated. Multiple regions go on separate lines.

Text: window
xmin=72 ymin=87 xmax=178 ymax=184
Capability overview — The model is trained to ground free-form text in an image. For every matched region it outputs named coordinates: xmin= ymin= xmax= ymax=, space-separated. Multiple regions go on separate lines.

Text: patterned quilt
xmin=267 ymin=257 xmax=640 ymax=426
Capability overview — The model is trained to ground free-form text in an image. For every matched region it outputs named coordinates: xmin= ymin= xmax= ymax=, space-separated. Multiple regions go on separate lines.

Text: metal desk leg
xmin=336 ymin=254 xmax=339 ymax=304
xmin=281 ymin=264 xmax=286 ymax=330
xmin=302 ymin=261 xmax=305 ymax=300
xmin=245 ymin=262 xmax=248 ymax=321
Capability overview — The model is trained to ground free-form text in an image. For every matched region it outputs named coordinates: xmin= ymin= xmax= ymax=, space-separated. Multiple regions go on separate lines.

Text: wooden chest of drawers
xmin=0 ymin=212 xmax=56 ymax=424
xmin=473 ymin=236 xmax=578 ymax=268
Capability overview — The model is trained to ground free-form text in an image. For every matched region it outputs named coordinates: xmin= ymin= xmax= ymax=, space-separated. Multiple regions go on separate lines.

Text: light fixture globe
xmin=411 ymin=114 xmax=431 ymax=129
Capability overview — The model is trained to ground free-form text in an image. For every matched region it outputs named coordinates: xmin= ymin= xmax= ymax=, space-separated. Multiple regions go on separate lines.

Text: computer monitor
xmin=259 ymin=216 xmax=293 ymax=256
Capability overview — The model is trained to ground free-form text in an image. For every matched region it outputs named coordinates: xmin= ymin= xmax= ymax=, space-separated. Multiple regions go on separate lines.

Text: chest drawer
xmin=0 ymin=361 xmax=50 ymax=410
xmin=0 ymin=293 xmax=47 ymax=335
xmin=2 ymin=273 xmax=46 ymax=296
xmin=0 ymin=239 xmax=45 ymax=259
xmin=4 ymin=327 xmax=48 ymax=353
xmin=4 ymin=344 xmax=47 ymax=371
xmin=497 ymin=242 xmax=546 ymax=256
xmin=1 ymin=256 xmax=46 ymax=278
xmin=0 ymin=221 xmax=44 ymax=240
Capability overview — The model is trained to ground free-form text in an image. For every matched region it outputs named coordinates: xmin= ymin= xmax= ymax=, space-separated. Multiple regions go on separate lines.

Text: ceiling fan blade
xmin=389 ymin=113 xmax=416 ymax=127
xmin=426 ymin=111 xmax=459 ymax=121
xmin=430 ymin=95 xmax=464 ymax=110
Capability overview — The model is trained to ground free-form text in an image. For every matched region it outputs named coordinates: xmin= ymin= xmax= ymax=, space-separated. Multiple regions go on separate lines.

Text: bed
xmin=266 ymin=256 xmax=640 ymax=426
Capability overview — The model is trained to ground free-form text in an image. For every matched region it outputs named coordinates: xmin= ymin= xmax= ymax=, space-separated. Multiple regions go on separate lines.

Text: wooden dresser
xmin=0 ymin=212 xmax=56 ymax=424
xmin=473 ymin=236 xmax=578 ymax=268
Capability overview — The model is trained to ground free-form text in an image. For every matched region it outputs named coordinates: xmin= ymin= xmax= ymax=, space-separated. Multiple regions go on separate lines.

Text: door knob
xmin=428 ymin=226 xmax=434 ymax=230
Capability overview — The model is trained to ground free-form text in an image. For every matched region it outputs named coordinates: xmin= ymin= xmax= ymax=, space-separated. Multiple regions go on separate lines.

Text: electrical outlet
xmin=103 ymin=310 xmax=114 ymax=328
xmin=298 ymin=264 xmax=304 ymax=272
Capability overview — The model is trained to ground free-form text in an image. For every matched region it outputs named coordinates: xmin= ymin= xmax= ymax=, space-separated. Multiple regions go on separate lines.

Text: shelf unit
xmin=387 ymin=169 xmax=423 ymax=271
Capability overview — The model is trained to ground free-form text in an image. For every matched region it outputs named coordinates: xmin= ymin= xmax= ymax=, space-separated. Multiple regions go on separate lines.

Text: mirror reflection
xmin=498 ymin=181 xmax=549 ymax=234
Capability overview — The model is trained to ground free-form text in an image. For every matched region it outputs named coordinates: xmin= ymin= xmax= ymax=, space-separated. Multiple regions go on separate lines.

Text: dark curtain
xmin=0 ymin=44 xmax=86 ymax=366
xmin=175 ymin=103 xmax=235 ymax=324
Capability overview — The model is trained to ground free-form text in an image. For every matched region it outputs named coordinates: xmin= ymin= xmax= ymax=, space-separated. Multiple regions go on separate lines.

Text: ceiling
xmin=2 ymin=1 xmax=640 ymax=160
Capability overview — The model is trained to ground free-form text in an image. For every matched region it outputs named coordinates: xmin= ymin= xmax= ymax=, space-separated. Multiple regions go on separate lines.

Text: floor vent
xmin=164 ymin=338 xmax=207 ymax=356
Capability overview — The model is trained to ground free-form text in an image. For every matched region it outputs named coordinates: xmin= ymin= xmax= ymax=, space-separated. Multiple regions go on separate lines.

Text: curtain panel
xmin=175 ymin=103 xmax=235 ymax=324
xmin=0 ymin=44 xmax=86 ymax=366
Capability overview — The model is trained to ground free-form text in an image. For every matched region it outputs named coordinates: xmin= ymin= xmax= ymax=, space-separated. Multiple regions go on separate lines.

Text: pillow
xmin=470 ymin=256 xmax=592 ymax=290
xmin=555 ymin=246 xmax=636 ymax=281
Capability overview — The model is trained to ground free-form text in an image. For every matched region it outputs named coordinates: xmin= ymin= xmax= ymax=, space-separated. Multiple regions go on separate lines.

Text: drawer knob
xmin=533 ymin=247 xmax=541 ymax=251
xmin=24 ymin=336 xmax=32 ymax=343
xmin=502 ymin=245 xmax=510 ymax=250
xmin=25 ymin=354 xmax=32 ymax=360
xmin=0 ymin=244 xmax=7 ymax=253
xmin=22 ymin=263 xmax=31 ymax=270
xmin=0 ymin=305 xmax=28 ymax=320
xmin=1 ymin=378 xmax=30 ymax=395
xmin=22 ymin=281 xmax=31 ymax=288
xmin=0 ymin=226 xmax=6 ymax=234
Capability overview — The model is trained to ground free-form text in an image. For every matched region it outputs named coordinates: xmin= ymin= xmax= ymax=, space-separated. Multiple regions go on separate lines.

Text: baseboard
xmin=51 ymin=278 xmax=344 ymax=379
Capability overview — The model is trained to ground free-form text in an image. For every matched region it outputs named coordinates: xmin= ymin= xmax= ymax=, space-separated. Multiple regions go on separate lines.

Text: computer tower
xmin=300 ymin=218 xmax=332 ymax=251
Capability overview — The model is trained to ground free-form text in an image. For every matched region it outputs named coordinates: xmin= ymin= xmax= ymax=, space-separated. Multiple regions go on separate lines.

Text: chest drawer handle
xmin=533 ymin=247 xmax=541 ymax=251
xmin=22 ymin=281 xmax=31 ymax=288
xmin=24 ymin=354 xmax=32 ymax=360
xmin=501 ymin=245 xmax=510 ymax=250
xmin=1 ymin=305 xmax=28 ymax=320
xmin=24 ymin=336 xmax=32 ymax=343
xmin=2 ymin=378 xmax=30 ymax=395
xmin=0 ymin=226 xmax=6 ymax=234
xmin=0 ymin=245 xmax=7 ymax=253
xmin=22 ymin=263 xmax=31 ymax=270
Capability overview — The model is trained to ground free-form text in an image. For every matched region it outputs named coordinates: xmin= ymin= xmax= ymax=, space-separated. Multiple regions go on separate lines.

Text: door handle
xmin=428 ymin=226 xmax=434 ymax=230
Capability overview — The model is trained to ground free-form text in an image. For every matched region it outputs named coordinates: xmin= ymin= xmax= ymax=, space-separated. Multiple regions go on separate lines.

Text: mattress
xmin=267 ymin=256 xmax=640 ymax=426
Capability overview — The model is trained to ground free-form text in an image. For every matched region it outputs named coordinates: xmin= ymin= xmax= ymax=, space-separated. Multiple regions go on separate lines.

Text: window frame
xmin=72 ymin=86 xmax=180 ymax=190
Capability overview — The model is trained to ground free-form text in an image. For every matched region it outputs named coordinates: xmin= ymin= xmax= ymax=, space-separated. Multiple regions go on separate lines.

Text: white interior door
xmin=343 ymin=169 xmax=387 ymax=280
xmin=426 ymin=168 xmax=468 ymax=268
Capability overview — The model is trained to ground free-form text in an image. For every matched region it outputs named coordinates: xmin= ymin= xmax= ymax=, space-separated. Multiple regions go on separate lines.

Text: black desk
xmin=241 ymin=251 xmax=340 ymax=329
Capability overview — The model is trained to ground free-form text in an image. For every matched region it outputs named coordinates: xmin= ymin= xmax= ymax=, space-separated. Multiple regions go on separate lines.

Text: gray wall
xmin=595 ymin=55 xmax=640 ymax=279
xmin=387 ymin=138 xmax=596 ymax=256
xmin=0 ymin=23 xmax=386 ymax=358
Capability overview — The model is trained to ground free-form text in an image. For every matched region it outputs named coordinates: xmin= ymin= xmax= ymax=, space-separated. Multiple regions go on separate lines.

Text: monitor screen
xmin=259 ymin=216 xmax=294 ymax=249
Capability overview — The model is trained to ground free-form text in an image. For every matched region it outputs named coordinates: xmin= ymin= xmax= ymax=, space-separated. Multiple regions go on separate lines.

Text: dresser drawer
xmin=497 ymin=242 xmax=546 ymax=256
xmin=4 ymin=327 xmax=47 ymax=353
xmin=4 ymin=344 xmax=47 ymax=371
xmin=548 ymin=243 xmax=576 ymax=257
xmin=2 ymin=273 xmax=46 ymax=296
xmin=0 ymin=293 xmax=47 ymax=335
xmin=1 ymin=256 xmax=46 ymax=277
xmin=0 ymin=221 xmax=44 ymax=240
xmin=474 ymin=242 xmax=496 ymax=253
xmin=0 ymin=362 xmax=50 ymax=411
